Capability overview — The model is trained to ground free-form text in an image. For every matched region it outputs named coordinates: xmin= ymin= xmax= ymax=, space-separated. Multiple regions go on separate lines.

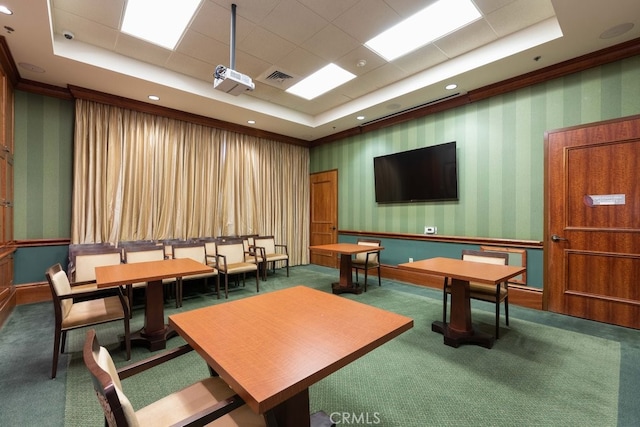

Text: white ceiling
xmin=1 ymin=0 xmax=639 ymax=141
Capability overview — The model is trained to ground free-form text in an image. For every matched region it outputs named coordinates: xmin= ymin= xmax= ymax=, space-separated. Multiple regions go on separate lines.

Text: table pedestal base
xmin=128 ymin=325 xmax=177 ymax=352
xmin=331 ymin=282 xmax=363 ymax=295
xmin=431 ymin=321 xmax=494 ymax=349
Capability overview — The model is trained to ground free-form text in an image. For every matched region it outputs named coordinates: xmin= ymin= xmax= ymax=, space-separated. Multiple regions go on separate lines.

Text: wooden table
xmin=169 ymin=286 xmax=412 ymax=427
xmin=96 ymin=258 xmax=214 ymax=351
xmin=398 ymin=257 xmax=525 ymax=349
xmin=309 ymin=243 xmax=384 ymax=294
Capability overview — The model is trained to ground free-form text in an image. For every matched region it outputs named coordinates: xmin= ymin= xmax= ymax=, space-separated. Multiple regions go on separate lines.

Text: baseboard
xmin=379 ymin=265 xmax=543 ymax=310
xmin=15 ymin=282 xmax=51 ymax=305
xmin=0 ymin=287 xmax=16 ymax=328
xmin=13 ymin=268 xmax=543 ymax=311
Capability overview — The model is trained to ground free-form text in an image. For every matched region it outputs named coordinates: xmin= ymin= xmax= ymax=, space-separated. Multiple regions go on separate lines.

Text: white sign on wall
xmin=583 ymin=194 xmax=626 ymax=207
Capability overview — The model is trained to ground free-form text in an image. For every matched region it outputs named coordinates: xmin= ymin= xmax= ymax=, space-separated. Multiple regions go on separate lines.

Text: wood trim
xmin=0 ymin=37 xmax=19 ymax=87
xmin=340 ymin=229 xmax=543 ymax=249
xmin=14 ymin=79 xmax=73 ymax=101
xmin=379 ymin=264 xmax=542 ymax=310
xmin=15 ymin=282 xmax=51 ymax=305
xmin=14 ymin=238 xmax=70 ymax=248
xmin=0 ymin=286 xmax=15 ymax=327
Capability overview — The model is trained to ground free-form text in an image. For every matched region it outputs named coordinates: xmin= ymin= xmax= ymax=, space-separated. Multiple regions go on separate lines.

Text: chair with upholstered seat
xmin=172 ymin=242 xmax=219 ymax=304
xmin=197 ymin=237 xmax=219 ymax=268
xmin=46 ymin=263 xmax=130 ymax=379
xmin=68 ymin=245 xmax=122 ymax=292
xmin=444 ymin=249 xmax=510 ymax=338
xmin=216 ymin=240 xmax=260 ymax=298
xmin=83 ymin=329 xmax=266 ymax=427
xmin=351 ymin=238 xmax=382 ymax=292
xmin=123 ymin=245 xmax=169 ymax=310
xmin=241 ymin=235 xmax=264 ymax=280
xmin=252 ymin=236 xmax=289 ymax=280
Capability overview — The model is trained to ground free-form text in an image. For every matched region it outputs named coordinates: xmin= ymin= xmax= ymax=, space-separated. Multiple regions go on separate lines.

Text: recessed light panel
xmin=365 ymin=0 xmax=481 ymax=62
xmin=121 ymin=0 xmax=201 ymax=50
xmin=286 ymin=64 xmax=356 ymax=100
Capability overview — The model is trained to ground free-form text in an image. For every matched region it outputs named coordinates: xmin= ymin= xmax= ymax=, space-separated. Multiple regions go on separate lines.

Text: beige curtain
xmin=71 ymin=99 xmax=310 ymax=265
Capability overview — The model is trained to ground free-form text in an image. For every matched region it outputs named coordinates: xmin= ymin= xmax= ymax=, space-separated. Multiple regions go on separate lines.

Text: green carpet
xmin=60 ymin=266 xmax=623 ymax=426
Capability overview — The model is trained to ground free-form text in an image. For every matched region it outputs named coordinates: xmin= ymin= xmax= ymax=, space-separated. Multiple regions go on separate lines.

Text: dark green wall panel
xmin=14 ymin=246 xmax=68 ymax=284
xmin=14 ymin=91 xmax=74 ymax=240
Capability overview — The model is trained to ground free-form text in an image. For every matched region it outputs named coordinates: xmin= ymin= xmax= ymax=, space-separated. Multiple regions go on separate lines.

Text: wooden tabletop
xmin=95 ymin=258 xmax=214 ymax=288
xmin=309 ymin=242 xmax=384 ymax=255
xmin=169 ymin=285 xmax=412 ymax=414
xmin=398 ymin=257 xmax=525 ymax=284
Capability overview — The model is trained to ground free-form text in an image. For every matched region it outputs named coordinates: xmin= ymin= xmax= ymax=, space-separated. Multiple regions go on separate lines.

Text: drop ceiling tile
xmin=277 ymin=47 xmax=326 ymax=78
xmin=332 ymin=0 xmax=402 ymax=42
xmin=334 ymin=45 xmax=388 ymax=76
xmin=260 ymin=0 xmax=328 ymax=44
xmin=53 ymin=9 xmax=119 ymax=51
xmin=165 ymin=52 xmax=218 ymax=82
xmin=298 ymin=0 xmax=360 ymax=22
xmin=189 ymin=1 xmax=245 ymax=44
xmin=231 ymin=51 xmax=273 ymax=79
xmin=383 ymin=0 xmax=439 ymax=17
xmin=302 ymin=24 xmax=361 ymax=62
xmin=209 ymin=0 xmax=280 ymax=25
xmin=115 ymin=34 xmax=172 ymax=67
xmin=485 ymin=0 xmax=555 ymax=37
xmin=472 ymin=0 xmax=517 ymax=15
xmin=340 ymin=62 xmax=408 ymax=99
xmin=238 ymin=26 xmax=298 ymax=64
xmin=393 ymin=44 xmax=449 ymax=75
xmin=434 ymin=19 xmax=498 ymax=59
xmin=53 ymin=0 xmax=124 ymax=29
xmin=177 ymin=30 xmax=228 ymax=65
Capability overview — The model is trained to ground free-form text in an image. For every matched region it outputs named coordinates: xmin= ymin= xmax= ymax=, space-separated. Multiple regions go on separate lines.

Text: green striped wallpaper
xmin=14 ymin=91 xmax=74 ymax=240
xmin=310 ymin=56 xmax=640 ymax=241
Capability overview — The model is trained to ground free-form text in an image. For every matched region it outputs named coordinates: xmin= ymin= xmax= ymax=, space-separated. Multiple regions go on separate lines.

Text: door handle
xmin=551 ymin=234 xmax=568 ymax=242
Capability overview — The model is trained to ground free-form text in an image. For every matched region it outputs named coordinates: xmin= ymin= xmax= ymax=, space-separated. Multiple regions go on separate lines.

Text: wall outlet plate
xmin=425 ymin=226 xmax=437 ymax=234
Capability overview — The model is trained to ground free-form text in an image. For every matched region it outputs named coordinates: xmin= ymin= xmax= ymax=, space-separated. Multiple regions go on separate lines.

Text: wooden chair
xmin=351 ymin=238 xmax=382 ymax=292
xmin=46 ymin=263 xmax=130 ymax=379
xmin=123 ymin=245 xmax=168 ymax=311
xmin=172 ymin=242 xmax=219 ymax=305
xmin=83 ymin=329 xmax=266 ymax=427
xmin=160 ymin=238 xmax=184 ymax=260
xmin=197 ymin=237 xmax=219 ymax=268
xmin=68 ymin=244 xmax=122 ymax=288
xmin=252 ymin=236 xmax=289 ymax=280
xmin=216 ymin=240 xmax=260 ymax=299
xmin=242 ymin=235 xmax=264 ymax=280
xmin=444 ymin=250 xmax=510 ymax=338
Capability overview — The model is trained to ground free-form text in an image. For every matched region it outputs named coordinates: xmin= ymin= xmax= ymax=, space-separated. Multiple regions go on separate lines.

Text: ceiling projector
xmin=213 ymin=65 xmax=255 ymax=96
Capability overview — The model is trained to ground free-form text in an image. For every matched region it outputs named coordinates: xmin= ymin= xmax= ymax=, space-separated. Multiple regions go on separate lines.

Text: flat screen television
xmin=373 ymin=141 xmax=458 ymax=203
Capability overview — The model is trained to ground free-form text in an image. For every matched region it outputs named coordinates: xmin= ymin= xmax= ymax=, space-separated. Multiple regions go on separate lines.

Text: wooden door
xmin=310 ymin=170 xmax=338 ymax=268
xmin=544 ymin=115 xmax=640 ymax=329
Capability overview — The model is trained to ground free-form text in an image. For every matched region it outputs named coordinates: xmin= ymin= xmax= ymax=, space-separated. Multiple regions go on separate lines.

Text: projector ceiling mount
xmin=213 ymin=3 xmax=255 ymax=95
